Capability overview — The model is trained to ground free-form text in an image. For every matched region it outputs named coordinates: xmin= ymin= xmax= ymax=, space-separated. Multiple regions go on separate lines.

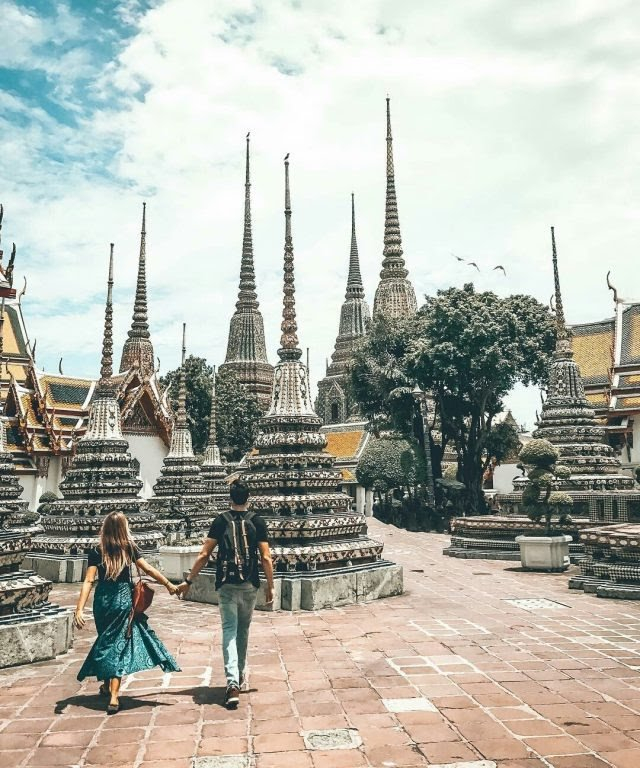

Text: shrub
xmin=519 ymin=438 xmax=573 ymax=534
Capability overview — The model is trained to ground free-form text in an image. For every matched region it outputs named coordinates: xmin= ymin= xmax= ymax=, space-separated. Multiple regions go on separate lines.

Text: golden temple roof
xmin=324 ymin=429 xmax=366 ymax=460
xmin=571 ymin=322 xmax=614 ymax=385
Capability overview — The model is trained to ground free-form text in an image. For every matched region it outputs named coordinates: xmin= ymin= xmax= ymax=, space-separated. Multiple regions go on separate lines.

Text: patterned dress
xmin=77 ymin=547 xmax=180 ymax=681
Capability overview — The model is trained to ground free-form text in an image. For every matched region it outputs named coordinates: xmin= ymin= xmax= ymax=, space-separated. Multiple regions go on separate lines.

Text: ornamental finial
xmin=551 ymin=227 xmax=566 ymax=338
xmin=346 ymin=193 xmax=365 ymax=299
xmin=130 ymin=201 xmax=150 ymax=339
xmin=176 ymin=322 xmax=187 ymax=428
xmin=99 ymin=244 xmax=114 ymax=383
xmin=235 ymin=132 xmax=259 ymax=311
xmin=551 ymin=227 xmax=572 ymax=358
xmin=380 ymin=96 xmax=408 ymax=280
xmin=278 ymin=153 xmax=301 ymax=361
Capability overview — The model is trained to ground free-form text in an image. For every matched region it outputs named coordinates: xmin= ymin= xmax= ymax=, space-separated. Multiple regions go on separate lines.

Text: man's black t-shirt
xmin=208 ymin=511 xmax=269 ymax=589
xmin=87 ymin=545 xmax=141 ymax=583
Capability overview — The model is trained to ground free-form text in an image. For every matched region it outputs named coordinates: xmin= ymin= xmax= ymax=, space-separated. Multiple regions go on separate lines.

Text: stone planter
xmin=158 ymin=545 xmax=201 ymax=582
xmin=516 ymin=534 xmax=572 ymax=572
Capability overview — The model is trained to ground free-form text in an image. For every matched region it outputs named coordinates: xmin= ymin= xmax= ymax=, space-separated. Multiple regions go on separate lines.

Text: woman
xmin=74 ymin=511 xmax=180 ymax=714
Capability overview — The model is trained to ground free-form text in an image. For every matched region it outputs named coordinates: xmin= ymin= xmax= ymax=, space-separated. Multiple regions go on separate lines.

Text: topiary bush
xmin=520 ymin=438 xmax=573 ymax=534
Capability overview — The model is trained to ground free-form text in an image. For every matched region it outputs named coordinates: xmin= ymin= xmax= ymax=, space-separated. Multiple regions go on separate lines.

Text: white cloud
xmin=2 ymin=0 xmax=640 ymax=427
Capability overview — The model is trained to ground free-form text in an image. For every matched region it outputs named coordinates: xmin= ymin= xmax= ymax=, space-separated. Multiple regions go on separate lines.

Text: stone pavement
xmin=2 ymin=519 xmax=640 ymax=768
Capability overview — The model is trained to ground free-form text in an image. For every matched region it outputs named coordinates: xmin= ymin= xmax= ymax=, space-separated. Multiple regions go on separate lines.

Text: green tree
xmin=352 ymin=284 xmax=555 ymax=515
xmin=356 ymin=437 xmax=426 ymax=498
xmin=215 ymin=367 xmax=263 ymax=462
xmin=520 ymin=438 xmax=573 ymax=534
xmin=161 ymin=358 xmax=263 ymax=460
xmin=161 ymin=355 xmax=214 ymax=453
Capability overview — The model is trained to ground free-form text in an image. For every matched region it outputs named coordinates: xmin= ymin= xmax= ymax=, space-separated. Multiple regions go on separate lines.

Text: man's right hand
xmin=265 ymin=586 xmax=274 ymax=605
xmin=175 ymin=582 xmax=191 ymax=599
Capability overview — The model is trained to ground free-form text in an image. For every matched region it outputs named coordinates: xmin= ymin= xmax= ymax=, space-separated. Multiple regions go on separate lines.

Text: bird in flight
xmin=451 ymin=252 xmax=465 ymax=262
xmin=493 ymin=265 xmax=506 ymax=275
xmin=467 ymin=261 xmax=480 ymax=272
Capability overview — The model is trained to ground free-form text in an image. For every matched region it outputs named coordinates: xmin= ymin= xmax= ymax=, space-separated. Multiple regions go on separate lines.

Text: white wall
xmin=127 ymin=433 xmax=169 ymax=499
xmin=492 ymin=463 xmax=522 ymax=494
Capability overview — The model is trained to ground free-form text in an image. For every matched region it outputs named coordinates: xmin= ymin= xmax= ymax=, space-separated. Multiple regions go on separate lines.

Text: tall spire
xmin=120 ymin=202 xmax=155 ymax=375
xmin=278 ymin=154 xmax=301 ymax=362
xmin=176 ymin=322 xmax=187 ymax=429
xmin=316 ymin=195 xmax=371 ymax=424
xmin=99 ymin=244 xmax=114 ymax=385
xmin=382 ymin=96 xmax=406 ymax=278
xmin=235 ymin=132 xmax=259 ymax=311
xmin=346 ymin=193 xmax=365 ymax=298
xmin=551 ymin=226 xmax=567 ymax=340
xmin=220 ymin=135 xmax=274 ymax=409
xmin=373 ymin=97 xmax=417 ymax=319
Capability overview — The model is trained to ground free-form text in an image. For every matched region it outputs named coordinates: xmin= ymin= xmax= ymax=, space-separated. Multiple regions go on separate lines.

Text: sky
xmin=1 ymin=0 xmax=639 ymax=430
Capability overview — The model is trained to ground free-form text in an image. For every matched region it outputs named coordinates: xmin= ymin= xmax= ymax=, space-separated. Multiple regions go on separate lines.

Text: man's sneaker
xmin=239 ymin=672 xmax=249 ymax=692
xmin=225 ymin=684 xmax=240 ymax=709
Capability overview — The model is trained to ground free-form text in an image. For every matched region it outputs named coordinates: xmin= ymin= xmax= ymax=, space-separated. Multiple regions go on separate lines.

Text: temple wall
xmin=126 ymin=434 xmax=169 ymax=499
xmin=18 ymin=456 xmax=65 ymax=511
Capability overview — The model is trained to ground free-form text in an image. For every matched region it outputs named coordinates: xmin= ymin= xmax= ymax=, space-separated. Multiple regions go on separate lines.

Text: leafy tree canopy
xmin=352 ymin=284 xmax=556 ymax=513
xmin=161 ymin=357 xmax=262 ymax=460
xmin=356 ymin=437 xmax=426 ymax=494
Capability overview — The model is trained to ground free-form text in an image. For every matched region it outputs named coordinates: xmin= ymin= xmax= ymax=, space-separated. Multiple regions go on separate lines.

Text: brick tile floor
xmin=1 ymin=520 xmax=640 ymax=766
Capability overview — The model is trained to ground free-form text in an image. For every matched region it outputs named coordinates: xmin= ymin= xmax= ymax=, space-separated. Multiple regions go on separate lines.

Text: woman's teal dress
xmin=77 ymin=547 xmax=180 ymax=681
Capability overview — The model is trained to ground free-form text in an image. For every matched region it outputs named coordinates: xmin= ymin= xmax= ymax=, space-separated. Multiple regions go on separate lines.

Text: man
xmin=176 ymin=479 xmax=274 ymax=709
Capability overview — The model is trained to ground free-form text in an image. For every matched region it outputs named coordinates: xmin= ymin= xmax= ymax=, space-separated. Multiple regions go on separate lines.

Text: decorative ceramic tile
xmin=504 ymin=598 xmax=570 ymax=612
xmin=302 ymin=728 xmax=362 ymax=750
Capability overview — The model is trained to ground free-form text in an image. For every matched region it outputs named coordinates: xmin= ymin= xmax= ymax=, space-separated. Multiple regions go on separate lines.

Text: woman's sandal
xmin=106 ymin=700 xmax=120 ymax=715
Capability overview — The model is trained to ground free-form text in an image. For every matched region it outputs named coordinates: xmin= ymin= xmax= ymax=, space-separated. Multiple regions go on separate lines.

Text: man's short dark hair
xmin=230 ymin=479 xmax=250 ymax=506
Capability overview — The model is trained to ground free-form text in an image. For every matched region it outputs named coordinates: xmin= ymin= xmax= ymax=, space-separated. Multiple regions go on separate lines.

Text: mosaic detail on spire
xmin=373 ymin=97 xmax=417 ymax=320
xmin=31 ymin=246 xmax=162 ymax=561
xmin=220 ymin=134 xmax=274 ymax=410
xmin=149 ymin=324 xmax=211 ymax=539
xmin=120 ymin=203 xmax=155 ymax=375
xmin=316 ymin=194 xmax=371 ymax=424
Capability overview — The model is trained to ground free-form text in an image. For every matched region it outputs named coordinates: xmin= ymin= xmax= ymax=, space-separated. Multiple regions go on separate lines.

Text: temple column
xmin=365 ymin=489 xmax=374 ymax=517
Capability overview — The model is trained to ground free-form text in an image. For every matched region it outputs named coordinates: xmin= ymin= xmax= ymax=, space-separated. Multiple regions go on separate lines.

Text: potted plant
xmin=515 ymin=438 xmax=573 ymax=572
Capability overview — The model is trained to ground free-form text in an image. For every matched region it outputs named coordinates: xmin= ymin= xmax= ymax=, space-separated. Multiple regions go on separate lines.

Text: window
xmin=331 ymin=403 xmax=340 ymax=423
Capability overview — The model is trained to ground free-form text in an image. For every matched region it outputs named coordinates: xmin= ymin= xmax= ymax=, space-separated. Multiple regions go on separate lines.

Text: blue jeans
xmin=218 ymin=583 xmax=258 ymax=687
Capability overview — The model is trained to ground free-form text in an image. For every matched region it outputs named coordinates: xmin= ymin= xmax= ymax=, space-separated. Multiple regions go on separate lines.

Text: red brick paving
xmin=1 ymin=519 xmax=640 ymax=766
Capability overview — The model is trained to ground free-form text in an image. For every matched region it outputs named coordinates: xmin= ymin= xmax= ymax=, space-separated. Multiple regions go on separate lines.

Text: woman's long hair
xmin=99 ymin=512 xmax=136 ymax=580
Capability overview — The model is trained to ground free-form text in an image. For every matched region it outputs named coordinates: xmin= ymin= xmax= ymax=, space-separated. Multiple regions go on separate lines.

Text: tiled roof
xmin=621 ymin=305 xmax=640 ymax=365
xmin=571 ymin=320 xmax=614 ymax=385
xmin=619 ymin=374 xmax=640 ymax=386
xmin=616 ymin=396 xmax=640 ymax=410
xmin=5 ymin=305 xmax=28 ymax=356
xmin=325 ymin=430 xmax=366 ymax=460
xmin=585 ymin=392 xmax=609 ymax=408
xmin=45 ymin=378 xmax=92 ymax=407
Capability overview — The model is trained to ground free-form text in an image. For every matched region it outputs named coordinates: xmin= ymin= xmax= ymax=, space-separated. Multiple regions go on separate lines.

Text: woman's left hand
xmin=73 ymin=608 xmax=85 ymax=629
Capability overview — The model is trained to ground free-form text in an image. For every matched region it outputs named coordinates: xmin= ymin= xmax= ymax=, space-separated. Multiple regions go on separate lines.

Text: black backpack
xmin=217 ymin=511 xmax=258 ymax=585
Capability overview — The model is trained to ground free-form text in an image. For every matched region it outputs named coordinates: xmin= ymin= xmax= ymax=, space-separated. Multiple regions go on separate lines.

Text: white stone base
xmin=0 ymin=610 xmax=73 ymax=669
xmin=186 ymin=562 xmax=403 ymax=611
xmin=23 ymin=554 xmax=87 ymax=583
xmin=158 ymin=545 xmax=203 ymax=583
xmin=516 ymin=535 xmax=572 ymax=572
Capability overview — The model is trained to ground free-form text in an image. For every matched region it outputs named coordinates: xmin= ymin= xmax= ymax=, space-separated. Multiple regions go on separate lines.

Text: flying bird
xmin=493 ymin=265 xmax=506 ymax=275
xmin=284 ymin=152 xmax=290 ymax=161
xmin=451 ymin=252 xmax=465 ymax=262
xmin=467 ymin=261 xmax=480 ymax=272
